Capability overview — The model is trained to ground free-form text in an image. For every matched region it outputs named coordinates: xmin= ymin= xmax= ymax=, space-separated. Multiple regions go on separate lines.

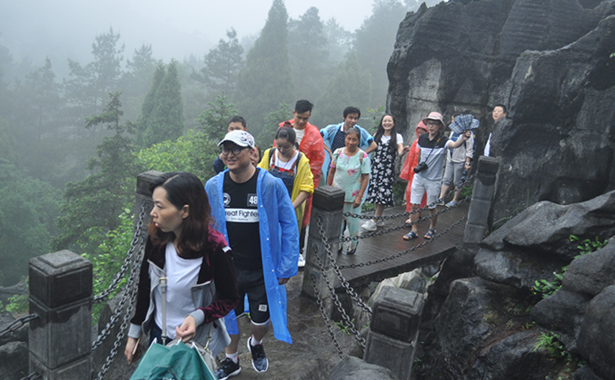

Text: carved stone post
xmin=464 ymin=156 xmax=499 ymax=244
xmin=29 ymin=251 xmax=93 ymax=379
xmin=301 ymin=185 xmax=345 ymax=316
xmin=363 ymin=286 xmax=424 ymax=380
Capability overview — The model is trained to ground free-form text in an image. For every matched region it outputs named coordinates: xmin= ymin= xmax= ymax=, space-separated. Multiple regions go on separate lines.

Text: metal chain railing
xmin=343 ymin=174 xmax=476 ymax=221
xmin=340 ymin=196 xmax=470 ymax=242
xmin=317 ymin=216 xmax=372 ymax=315
xmin=311 ymin=246 xmax=367 ymax=350
xmin=338 ymin=214 xmax=468 ymax=270
xmin=309 ymin=267 xmax=345 ymax=359
xmin=93 ymin=202 xmax=150 ymax=303
xmin=91 ymin=201 xmax=149 ymax=349
xmin=0 ymin=314 xmax=38 ymax=338
xmin=94 ymin=226 xmax=147 ymax=380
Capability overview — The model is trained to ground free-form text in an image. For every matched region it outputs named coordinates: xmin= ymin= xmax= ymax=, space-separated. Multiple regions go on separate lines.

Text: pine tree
xmin=196 ymin=94 xmax=239 ymax=142
xmin=136 ymin=62 xmax=184 ymax=148
xmin=64 ymin=27 xmax=125 ymax=117
xmin=288 ymin=7 xmax=330 ymax=102
xmin=135 ymin=63 xmax=165 ymax=147
xmin=52 ymin=92 xmax=138 ymax=253
xmin=199 ymin=29 xmax=244 ymax=99
xmin=313 ymin=53 xmax=371 ymax=128
xmin=234 ymin=0 xmax=294 ymax=136
xmin=142 ymin=61 xmax=184 ymax=147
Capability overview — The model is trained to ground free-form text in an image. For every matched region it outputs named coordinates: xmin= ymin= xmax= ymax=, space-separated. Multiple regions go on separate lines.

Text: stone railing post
xmin=363 ymin=286 xmax=424 ymax=380
xmin=301 ymin=185 xmax=344 ymax=314
xmin=464 ymin=156 xmax=499 ymax=244
xmin=29 ymin=251 xmax=93 ymax=379
xmin=135 ymin=170 xmax=162 ymax=230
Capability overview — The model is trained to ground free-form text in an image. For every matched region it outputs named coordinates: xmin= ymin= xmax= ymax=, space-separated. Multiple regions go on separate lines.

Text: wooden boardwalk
xmin=332 ymin=202 xmax=469 ymax=289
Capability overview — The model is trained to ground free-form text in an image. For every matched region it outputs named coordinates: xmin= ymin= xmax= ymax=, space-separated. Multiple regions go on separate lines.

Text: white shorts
xmin=410 ymin=174 xmax=439 ymax=209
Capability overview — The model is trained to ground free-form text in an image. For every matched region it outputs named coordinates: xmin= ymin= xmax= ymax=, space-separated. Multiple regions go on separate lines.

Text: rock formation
xmin=387 ymin=0 xmax=615 ymax=225
xmin=413 ymin=191 xmax=615 ymax=380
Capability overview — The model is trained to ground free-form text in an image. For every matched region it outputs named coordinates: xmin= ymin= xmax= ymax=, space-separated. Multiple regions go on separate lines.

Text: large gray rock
xmin=530 ymin=289 xmax=593 ymax=336
xmin=563 ymin=238 xmax=615 ymax=296
xmin=418 ymin=277 xmax=499 ymax=379
xmin=328 ymin=356 xmax=396 ymax=380
xmin=491 ymin=13 xmax=615 ymax=224
xmin=577 ymin=285 xmax=615 ymax=380
xmin=482 ymin=192 xmax=615 ymax=261
xmin=464 ymin=330 xmax=558 ymax=380
xmin=388 ymin=0 xmax=614 ymax=146
xmin=474 ymin=248 xmax=562 ymax=291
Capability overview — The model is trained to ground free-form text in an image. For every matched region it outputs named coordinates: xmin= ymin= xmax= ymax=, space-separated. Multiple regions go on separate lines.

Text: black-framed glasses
xmin=220 ymin=146 xmax=247 ymax=156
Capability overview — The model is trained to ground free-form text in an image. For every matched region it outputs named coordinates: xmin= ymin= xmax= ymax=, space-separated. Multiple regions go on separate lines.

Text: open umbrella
xmin=449 ymin=114 xmax=479 ymax=134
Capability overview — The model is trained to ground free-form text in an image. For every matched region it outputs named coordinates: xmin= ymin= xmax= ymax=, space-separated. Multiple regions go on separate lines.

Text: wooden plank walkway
xmin=333 ymin=202 xmax=469 ymax=289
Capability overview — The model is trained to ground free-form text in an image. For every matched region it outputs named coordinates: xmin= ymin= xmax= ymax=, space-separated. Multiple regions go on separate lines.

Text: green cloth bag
xmin=130 ymin=341 xmax=217 ymax=380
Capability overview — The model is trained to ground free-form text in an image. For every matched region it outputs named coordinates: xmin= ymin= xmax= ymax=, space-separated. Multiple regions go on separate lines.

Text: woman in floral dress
xmin=362 ymin=114 xmax=409 ymax=231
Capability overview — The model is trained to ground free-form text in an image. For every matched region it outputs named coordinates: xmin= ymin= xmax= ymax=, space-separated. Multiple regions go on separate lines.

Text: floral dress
xmin=366 ymin=134 xmax=400 ymax=206
xmin=331 ymin=148 xmax=371 ymax=203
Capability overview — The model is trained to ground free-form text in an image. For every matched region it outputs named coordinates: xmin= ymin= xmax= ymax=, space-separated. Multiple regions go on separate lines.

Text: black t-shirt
xmin=223 ymin=170 xmax=262 ymax=270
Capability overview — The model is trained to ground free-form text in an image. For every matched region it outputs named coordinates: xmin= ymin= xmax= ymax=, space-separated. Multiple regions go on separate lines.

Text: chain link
xmin=317 ymin=217 xmax=372 ymax=316
xmin=343 ymin=174 xmax=476 ymax=221
xmin=93 ymin=202 xmax=150 ymax=303
xmin=312 ymin=249 xmax=367 ymax=349
xmin=309 ymin=269 xmax=345 ymax=358
xmin=337 ymin=214 xmax=468 ymax=269
xmin=0 ymin=314 xmax=38 ymax=338
xmin=93 ymin=201 xmax=149 ymax=380
xmin=94 ymin=226 xmax=147 ymax=380
xmin=340 ymin=196 xmax=469 ymax=242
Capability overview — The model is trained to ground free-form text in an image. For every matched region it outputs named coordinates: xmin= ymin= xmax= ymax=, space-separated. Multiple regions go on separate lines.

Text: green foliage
xmin=53 ymin=93 xmax=139 ymax=254
xmin=532 ymin=235 xmax=607 ymax=299
xmin=65 ymin=27 xmax=125 ymax=115
xmin=6 ymin=294 xmax=29 ymax=315
xmin=196 ymin=94 xmax=239 ymax=142
xmin=140 ymin=61 xmax=184 ymax=148
xmin=0 ymin=159 xmax=61 ymax=286
xmin=312 ymin=53 xmax=371 ymax=129
xmin=569 ymin=235 xmax=607 ymax=256
xmin=234 ymin=0 xmax=294 ymax=136
xmin=198 ymin=29 xmax=244 ymax=99
xmin=137 ymin=129 xmax=218 ymax=182
xmin=255 ymin=102 xmax=292 ymax=148
xmin=83 ymin=208 xmax=134 ymax=323
xmin=533 ymin=273 xmax=565 ymax=299
xmin=533 ymin=332 xmax=566 ymax=358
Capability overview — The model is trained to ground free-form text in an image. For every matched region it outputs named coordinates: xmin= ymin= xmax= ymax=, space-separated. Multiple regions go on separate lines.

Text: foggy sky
xmin=0 ymin=0 xmax=376 ymax=69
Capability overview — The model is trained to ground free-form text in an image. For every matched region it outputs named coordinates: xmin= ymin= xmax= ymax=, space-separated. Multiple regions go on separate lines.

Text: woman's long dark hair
xmin=148 ymin=171 xmax=212 ymax=257
xmin=373 ymin=114 xmax=398 ymax=156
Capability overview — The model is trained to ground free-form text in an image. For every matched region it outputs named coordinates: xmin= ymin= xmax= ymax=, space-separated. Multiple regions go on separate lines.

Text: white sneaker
xmin=376 ymin=219 xmax=385 ymax=227
xmin=361 ymin=219 xmax=377 ymax=232
xmin=298 ymin=254 xmax=306 ymax=268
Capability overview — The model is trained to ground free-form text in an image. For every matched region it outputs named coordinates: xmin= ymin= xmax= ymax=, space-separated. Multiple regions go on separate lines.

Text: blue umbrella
xmin=449 ymin=114 xmax=479 ymax=134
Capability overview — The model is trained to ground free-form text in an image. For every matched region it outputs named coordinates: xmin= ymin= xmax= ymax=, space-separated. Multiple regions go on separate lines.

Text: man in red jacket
xmin=277 ymin=100 xmax=325 ymax=267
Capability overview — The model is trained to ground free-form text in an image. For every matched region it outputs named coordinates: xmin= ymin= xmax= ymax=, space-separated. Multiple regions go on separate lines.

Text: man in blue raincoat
xmin=205 ymin=130 xmax=299 ymax=380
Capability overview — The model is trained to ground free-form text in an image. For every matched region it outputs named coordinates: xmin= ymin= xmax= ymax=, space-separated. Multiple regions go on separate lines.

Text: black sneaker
xmin=247 ymin=336 xmax=269 ymax=373
xmin=215 ymin=357 xmax=241 ymax=380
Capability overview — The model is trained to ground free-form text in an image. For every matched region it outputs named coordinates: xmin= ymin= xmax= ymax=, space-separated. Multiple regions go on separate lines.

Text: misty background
xmin=0 ymin=0 xmax=442 ymax=288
